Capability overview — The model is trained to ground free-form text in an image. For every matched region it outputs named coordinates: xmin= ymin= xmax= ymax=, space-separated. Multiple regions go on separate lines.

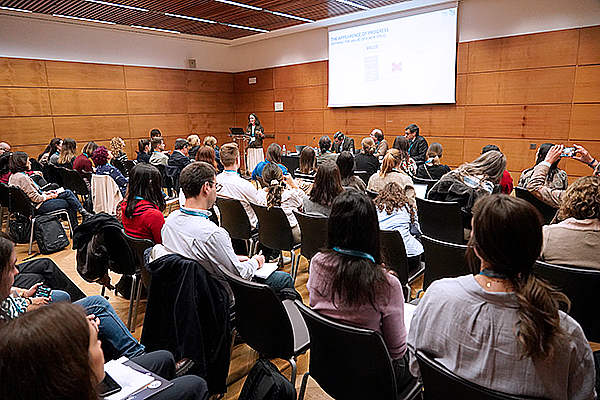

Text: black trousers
xmin=14 ymin=258 xmax=86 ymax=301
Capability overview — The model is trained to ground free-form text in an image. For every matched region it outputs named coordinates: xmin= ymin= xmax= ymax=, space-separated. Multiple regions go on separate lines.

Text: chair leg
xmin=126 ymin=275 xmax=137 ymax=331
xmin=290 ymin=251 xmax=298 ymax=284
xmin=28 ymin=217 xmax=36 ymax=255
xmin=62 ymin=211 xmax=73 ymax=239
xmin=298 ymin=371 xmax=310 ymax=400
xmin=131 ymin=274 xmax=144 ymax=333
xmin=288 ymin=357 xmax=297 ymax=387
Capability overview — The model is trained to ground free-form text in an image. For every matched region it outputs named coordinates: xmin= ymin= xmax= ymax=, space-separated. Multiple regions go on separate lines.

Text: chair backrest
xmin=422 ymin=235 xmax=469 ymax=291
xmin=293 ymin=210 xmax=327 ymax=261
xmin=123 ymin=160 xmax=136 ymax=175
xmin=55 ymin=166 xmax=71 ymax=189
xmin=221 ymin=267 xmax=296 ymax=359
xmin=380 ymin=229 xmax=408 ymax=285
xmin=123 ymin=232 xmax=154 ymax=287
xmin=514 ymin=187 xmax=557 ymax=225
xmin=44 ymin=164 xmax=63 ymax=186
xmin=366 ymin=189 xmax=378 ymax=199
xmin=0 ymin=183 xmax=9 ymax=207
xmin=102 ymin=226 xmax=136 ymax=276
xmin=295 ymin=300 xmax=398 ymax=400
xmin=355 ymin=171 xmax=369 ymax=185
xmin=250 ymin=203 xmax=294 ymax=251
xmin=111 ymin=158 xmax=128 ymax=177
xmin=281 ymin=155 xmax=299 ymax=178
xmin=215 ymin=197 xmax=253 ymax=240
xmin=8 ymin=186 xmax=34 ymax=217
xmin=413 ymin=177 xmax=438 ymax=191
xmin=61 ymin=168 xmax=90 ymax=196
xmin=533 ymin=260 xmax=600 ymax=342
xmin=416 ymin=197 xmax=463 ymax=244
xmin=416 ymin=351 xmax=545 ymax=400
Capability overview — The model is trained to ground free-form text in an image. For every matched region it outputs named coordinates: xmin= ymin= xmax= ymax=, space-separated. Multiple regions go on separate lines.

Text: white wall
xmin=1 ymin=0 xmax=599 ymax=72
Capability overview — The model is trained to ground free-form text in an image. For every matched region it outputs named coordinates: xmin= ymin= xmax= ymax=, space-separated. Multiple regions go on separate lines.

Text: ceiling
xmin=0 ymin=0 xmax=413 ymax=40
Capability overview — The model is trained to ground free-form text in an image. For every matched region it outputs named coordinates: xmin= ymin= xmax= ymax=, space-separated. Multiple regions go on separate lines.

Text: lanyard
xmin=332 ymin=247 xmax=375 ymax=263
xmin=179 ymin=207 xmax=211 ymax=219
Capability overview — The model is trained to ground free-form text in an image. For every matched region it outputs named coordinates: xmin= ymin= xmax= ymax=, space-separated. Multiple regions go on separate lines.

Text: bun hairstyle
xmin=262 ymin=162 xmax=284 ymax=209
xmin=361 ymin=137 xmax=376 ymax=156
xmin=468 ymin=195 xmax=569 ymax=360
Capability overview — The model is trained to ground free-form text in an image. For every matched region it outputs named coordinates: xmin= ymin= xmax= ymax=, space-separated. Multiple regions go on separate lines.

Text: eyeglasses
xmin=206 ymin=180 xmax=223 ymax=192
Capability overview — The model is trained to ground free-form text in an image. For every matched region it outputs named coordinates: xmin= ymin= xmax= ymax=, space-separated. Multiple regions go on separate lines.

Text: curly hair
xmin=91 ymin=146 xmax=109 ymax=166
xmin=556 ymin=176 xmax=600 ymax=221
xmin=262 ymin=163 xmax=284 ymax=209
xmin=109 ymin=137 xmax=124 ymax=157
xmin=374 ymin=182 xmax=416 ymax=223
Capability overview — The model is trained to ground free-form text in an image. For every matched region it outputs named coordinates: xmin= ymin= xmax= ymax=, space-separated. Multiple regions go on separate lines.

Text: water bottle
xmin=282 ymin=145 xmax=287 ymax=155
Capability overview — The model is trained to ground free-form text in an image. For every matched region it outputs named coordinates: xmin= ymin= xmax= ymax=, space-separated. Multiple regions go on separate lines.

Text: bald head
xmin=0 ymin=142 xmax=10 ymax=155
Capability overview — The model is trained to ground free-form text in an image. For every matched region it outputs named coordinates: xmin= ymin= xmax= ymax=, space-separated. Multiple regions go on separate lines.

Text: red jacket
xmin=121 ymin=200 xmax=165 ymax=244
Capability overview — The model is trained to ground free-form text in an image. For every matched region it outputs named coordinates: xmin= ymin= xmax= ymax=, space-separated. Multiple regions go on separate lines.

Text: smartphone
xmin=34 ymin=285 xmax=51 ymax=298
xmin=561 ymin=147 xmax=576 ymax=157
xmin=99 ymin=372 xmax=122 ymax=398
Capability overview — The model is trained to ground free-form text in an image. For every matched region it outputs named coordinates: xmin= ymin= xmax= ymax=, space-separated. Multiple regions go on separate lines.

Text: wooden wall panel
xmin=293 ymin=111 xmax=323 ymax=134
xmin=187 ymin=91 xmax=235 ymax=114
xmin=274 ymin=89 xmax=294 ymax=110
xmin=53 ymin=116 xmax=130 ymax=142
xmin=324 ymin=109 xmax=347 ymax=135
xmin=50 ymin=89 xmax=126 ymax=116
xmin=463 ymin=138 xmax=535 ymax=173
xmin=253 ymin=91 xmax=275 ymax=113
xmin=234 ymin=69 xmax=274 ymax=92
xmin=573 ymin=65 xmax=600 ymax=103
xmin=46 ymin=61 xmax=125 ymax=89
xmin=455 ymin=75 xmax=467 ymax=106
xmin=0 ymin=58 xmax=47 ymax=87
xmin=127 ymin=91 xmax=187 ymax=114
xmin=274 ymin=111 xmax=294 ymax=133
xmin=425 ymin=136 xmax=464 ymax=167
xmin=257 ymin=111 xmax=275 ymax=133
xmin=293 ymin=86 xmax=323 ymax=110
xmin=189 ymin=113 xmax=208 ymax=136
xmin=206 ymin=113 xmax=235 ymax=135
xmin=346 ymin=108 xmax=386 ymax=136
xmin=0 ymin=117 xmax=54 ymax=145
xmin=186 ymin=70 xmax=233 ymax=93
xmin=274 ymin=62 xmax=326 ymax=89
xmin=129 ymin=114 xmax=189 ymax=138
xmin=564 ymin=140 xmax=600 ymax=177
xmin=578 ymin=26 xmax=600 ymax=65
xmin=0 ymin=88 xmax=51 ymax=117
xmin=456 ymin=42 xmax=468 ymax=75
xmin=386 ymin=106 xmax=465 ymax=137
xmin=570 ymin=104 xmax=600 ymax=141
xmin=124 ymin=66 xmax=186 ymax=91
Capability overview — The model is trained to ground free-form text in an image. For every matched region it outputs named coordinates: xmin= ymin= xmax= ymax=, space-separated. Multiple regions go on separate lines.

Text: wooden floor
xmin=12 ymin=220 xmax=423 ymax=400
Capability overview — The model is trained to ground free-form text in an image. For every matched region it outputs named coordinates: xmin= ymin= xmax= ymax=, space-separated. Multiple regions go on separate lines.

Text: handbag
xmin=9 ymin=213 xmax=31 ymax=244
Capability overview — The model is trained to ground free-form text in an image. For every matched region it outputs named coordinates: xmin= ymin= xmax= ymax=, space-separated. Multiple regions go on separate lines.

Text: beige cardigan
xmin=541 ymin=218 xmax=600 ymax=269
xmin=8 ymin=172 xmax=48 ymax=207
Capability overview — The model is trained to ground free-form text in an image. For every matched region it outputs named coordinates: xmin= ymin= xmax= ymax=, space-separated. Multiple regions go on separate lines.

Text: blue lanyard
xmin=408 ymin=141 xmax=414 ymax=153
xmin=332 ymin=247 xmax=375 ymax=263
xmin=22 ymin=172 xmax=42 ymax=193
xmin=179 ymin=207 xmax=211 ymax=219
xmin=133 ymin=196 xmax=144 ymax=200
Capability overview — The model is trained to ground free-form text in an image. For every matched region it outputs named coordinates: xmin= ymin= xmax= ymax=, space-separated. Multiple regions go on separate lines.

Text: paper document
xmin=104 ymin=357 xmax=154 ymax=400
xmin=404 ymin=303 xmax=417 ymax=332
xmin=254 ymin=262 xmax=279 ymax=279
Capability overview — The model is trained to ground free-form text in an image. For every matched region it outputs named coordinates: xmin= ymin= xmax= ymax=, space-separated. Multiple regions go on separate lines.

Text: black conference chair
xmin=514 ymin=187 xmax=557 ymax=225
xmin=8 ymin=186 xmax=72 ymax=254
xmin=533 ymin=260 xmax=600 ymax=343
xmin=154 ymin=164 xmax=173 ymax=196
xmin=296 ymin=300 xmax=422 ymax=400
xmin=380 ymin=229 xmax=423 ymax=300
xmin=123 ymin=232 xmax=154 ymax=332
xmin=111 ymin=158 xmax=128 ymax=177
xmin=355 ymin=170 xmax=370 ymax=185
xmin=293 ymin=210 xmax=327 ymax=262
xmin=0 ymin=183 xmax=9 ymax=232
xmin=57 ymin=168 xmax=92 ymax=210
xmin=421 ymin=235 xmax=469 ymax=292
xmin=44 ymin=163 xmax=63 ymax=187
xmin=281 ymin=155 xmax=300 ymax=178
xmin=222 ymin=268 xmax=309 ymax=385
xmin=366 ymin=189 xmax=378 ymax=199
xmin=216 ymin=197 xmax=258 ymax=256
xmin=412 ymin=177 xmax=438 ymax=192
xmin=123 ymin=160 xmax=136 ymax=176
xmin=416 ymin=197 xmax=464 ymax=244
xmin=250 ymin=203 xmax=301 ymax=283
xmin=416 ymin=351 xmax=546 ymax=400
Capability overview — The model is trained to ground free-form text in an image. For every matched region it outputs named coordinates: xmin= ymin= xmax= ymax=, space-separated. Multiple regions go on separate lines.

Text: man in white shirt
xmin=160 ymin=162 xmax=294 ymax=303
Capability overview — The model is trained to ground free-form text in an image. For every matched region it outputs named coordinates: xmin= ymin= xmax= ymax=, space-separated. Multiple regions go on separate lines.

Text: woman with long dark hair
xmin=336 ymin=151 xmax=366 ymax=191
xmin=40 ymin=138 xmax=63 ymax=166
xmin=251 ymin=143 xmax=288 ymax=181
xmin=518 ymin=143 xmax=568 ymax=190
xmin=392 ymin=136 xmax=417 ymax=176
xmin=246 ymin=113 xmax=265 ymax=173
xmin=302 ymin=162 xmax=344 ymax=217
xmin=295 ymin=146 xmax=317 ymax=181
xmin=408 ymin=194 xmax=595 ymax=398
xmin=121 ymin=164 xmax=166 ymax=244
xmin=307 ymin=189 xmax=412 ymax=392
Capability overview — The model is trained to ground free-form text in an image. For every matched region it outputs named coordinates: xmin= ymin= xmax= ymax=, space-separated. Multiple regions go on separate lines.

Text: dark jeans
xmin=392 ymin=352 xmax=413 ymax=394
xmin=14 ymin=258 xmax=86 ymax=301
xmin=36 ymin=189 xmax=82 ymax=228
xmin=132 ymin=351 xmax=209 ymax=400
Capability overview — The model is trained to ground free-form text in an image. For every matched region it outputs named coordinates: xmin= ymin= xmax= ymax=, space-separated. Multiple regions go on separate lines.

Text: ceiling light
xmin=131 ymin=25 xmax=180 ymax=34
xmin=268 ymin=11 xmax=315 ymax=23
xmin=52 ymin=14 xmax=116 ymax=24
xmin=0 ymin=6 xmax=33 ymax=13
xmin=333 ymin=0 xmax=371 ymax=11
xmin=165 ymin=12 xmax=217 ymax=24
xmin=227 ymin=23 xmax=269 ymax=33
xmin=215 ymin=0 xmax=262 ymax=11
xmin=84 ymin=0 xmax=149 ymax=12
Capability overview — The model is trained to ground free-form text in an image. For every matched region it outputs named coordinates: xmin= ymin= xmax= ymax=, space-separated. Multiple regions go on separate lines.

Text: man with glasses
xmin=160 ymin=162 xmax=295 ymax=304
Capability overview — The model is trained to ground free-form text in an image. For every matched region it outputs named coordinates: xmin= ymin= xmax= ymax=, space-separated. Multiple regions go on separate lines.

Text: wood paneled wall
xmin=233 ymin=26 xmax=600 ymax=181
xmin=0 ymin=58 xmax=234 ymax=158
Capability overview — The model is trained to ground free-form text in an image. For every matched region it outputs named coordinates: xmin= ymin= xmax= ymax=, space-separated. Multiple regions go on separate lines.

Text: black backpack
xmin=9 ymin=213 xmax=31 ymax=244
xmin=34 ymin=214 xmax=70 ymax=254
xmin=239 ymin=359 xmax=296 ymax=400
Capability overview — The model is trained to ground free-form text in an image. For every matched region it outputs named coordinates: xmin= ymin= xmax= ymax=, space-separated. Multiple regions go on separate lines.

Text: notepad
xmin=104 ymin=357 xmax=154 ymax=400
xmin=254 ymin=262 xmax=279 ymax=279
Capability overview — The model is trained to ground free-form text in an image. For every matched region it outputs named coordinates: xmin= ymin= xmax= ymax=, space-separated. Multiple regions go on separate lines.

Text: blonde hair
xmin=109 ymin=137 xmax=125 ymax=158
xmin=203 ymin=136 xmax=217 ymax=148
xmin=187 ymin=134 xmax=199 ymax=147
xmin=556 ymin=176 xmax=600 ymax=221
xmin=452 ymin=150 xmax=506 ymax=187
xmin=379 ymin=149 xmax=402 ymax=177
xmin=361 ymin=137 xmax=375 ymax=156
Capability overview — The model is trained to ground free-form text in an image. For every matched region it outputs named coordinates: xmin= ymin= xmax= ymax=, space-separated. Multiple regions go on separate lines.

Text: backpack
xmin=9 ymin=213 xmax=31 ymax=244
xmin=238 ymin=359 xmax=296 ymax=400
xmin=34 ymin=214 xmax=70 ymax=254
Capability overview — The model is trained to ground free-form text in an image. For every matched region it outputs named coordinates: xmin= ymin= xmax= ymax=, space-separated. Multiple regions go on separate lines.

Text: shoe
xmin=175 ymin=358 xmax=195 ymax=378
xmin=80 ymin=208 xmax=94 ymax=222
xmin=281 ymin=255 xmax=291 ymax=265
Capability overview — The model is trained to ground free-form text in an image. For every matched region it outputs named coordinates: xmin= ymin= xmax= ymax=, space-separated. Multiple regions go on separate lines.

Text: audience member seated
xmin=427 ymin=150 xmax=505 ymax=228
xmin=527 ymin=144 xmax=600 ymax=209
xmin=303 ymin=162 xmax=344 ymax=217
xmin=57 ymin=138 xmax=77 ymax=169
xmin=257 ymin=163 xmax=304 ymax=244
xmin=0 ymin=151 xmax=11 ymax=184
xmin=168 ymin=139 xmax=191 ymax=174
xmin=73 ymin=141 xmax=98 ymax=173
xmin=8 ymin=152 xmax=92 ymax=228
xmin=38 ymin=137 xmax=62 ymax=165
xmin=374 ymin=182 xmax=423 ymax=271
xmin=0 ymin=142 xmax=10 ymax=156
xmin=203 ymin=136 xmax=222 ymax=170
xmin=416 ymin=142 xmax=450 ymax=181
xmin=0 ymin=302 xmax=209 ymax=400
xmin=407 ymin=195 xmax=595 ymax=399
xmin=294 ymin=146 xmax=317 ymax=182
xmin=110 ymin=136 xmax=128 ymax=163
xmin=391 ymin=136 xmax=417 ymax=176
xmin=159 ymin=162 xmax=295 ymax=304
xmin=150 ymin=128 xmax=162 ymax=138
xmin=216 ymin=142 xmax=262 ymax=229
xmin=539 ymin=175 xmax=600 ymax=269
xmin=307 ymin=189 xmax=413 ymax=393
xmin=150 ymin=137 xmax=168 ymax=166
xmin=370 ymin=128 xmax=388 ymax=158
xmin=405 ymin=123 xmax=428 ymax=166
xmin=355 ymin=137 xmax=380 ymax=179
xmin=333 ymin=131 xmax=355 ymax=154
xmin=92 ymin=146 xmax=128 ymax=198
xmin=136 ymin=139 xmax=151 ymax=163
xmin=121 ymin=164 xmax=166 ymax=244
xmin=337 ymin=151 xmax=366 ymax=191
xmin=481 ymin=144 xmax=513 ymax=194
xmin=518 ymin=142 xmax=569 ymax=190
xmin=367 ymin=149 xmax=416 ymax=210
xmin=251 ymin=143 xmax=288 ymax=181
xmin=187 ymin=134 xmax=201 ymax=160
xmin=316 ymin=136 xmax=338 ymax=166
xmin=196 ymin=145 xmax=222 ymax=173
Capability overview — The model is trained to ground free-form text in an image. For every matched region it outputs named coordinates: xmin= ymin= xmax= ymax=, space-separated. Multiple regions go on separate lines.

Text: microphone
xmin=308 ymin=136 xmax=316 ymax=147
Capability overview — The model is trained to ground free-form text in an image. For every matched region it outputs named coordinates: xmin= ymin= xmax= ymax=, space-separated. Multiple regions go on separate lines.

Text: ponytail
xmin=380 ymin=149 xmax=401 ymax=177
xmin=266 ymin=179 xmax=284 ymax=208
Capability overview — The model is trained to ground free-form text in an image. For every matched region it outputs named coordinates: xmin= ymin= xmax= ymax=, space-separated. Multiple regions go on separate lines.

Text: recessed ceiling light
xmin=227 ymin=23 xmax=269 ymax=33
xmin=131 ymin=25 xmax=181 ymax=34
xmin=268 ymin=11 xmax=315 ymax=23
xmin=165 ymin=12 xmax=217 ymax=24
xmin=0 ymin=6 xmax=33 ymax=13
xmin=333 ymin=0 xmax=371 ymax=11
xmin=215 ymin=0 xmax=262 ymax=11
xmin=84 ymin=0 xmax=149 ymax=12
xmin=52 ymin=14 xmax=116 ymax=24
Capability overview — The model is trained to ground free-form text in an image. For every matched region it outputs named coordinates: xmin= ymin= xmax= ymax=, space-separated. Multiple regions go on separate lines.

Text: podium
xmin=229 ymin=133 xmax=250 ymax=173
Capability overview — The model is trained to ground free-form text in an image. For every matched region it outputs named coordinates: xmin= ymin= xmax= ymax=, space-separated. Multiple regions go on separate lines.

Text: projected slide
xmin=328 ymin=7 xmax=457 ymax=107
